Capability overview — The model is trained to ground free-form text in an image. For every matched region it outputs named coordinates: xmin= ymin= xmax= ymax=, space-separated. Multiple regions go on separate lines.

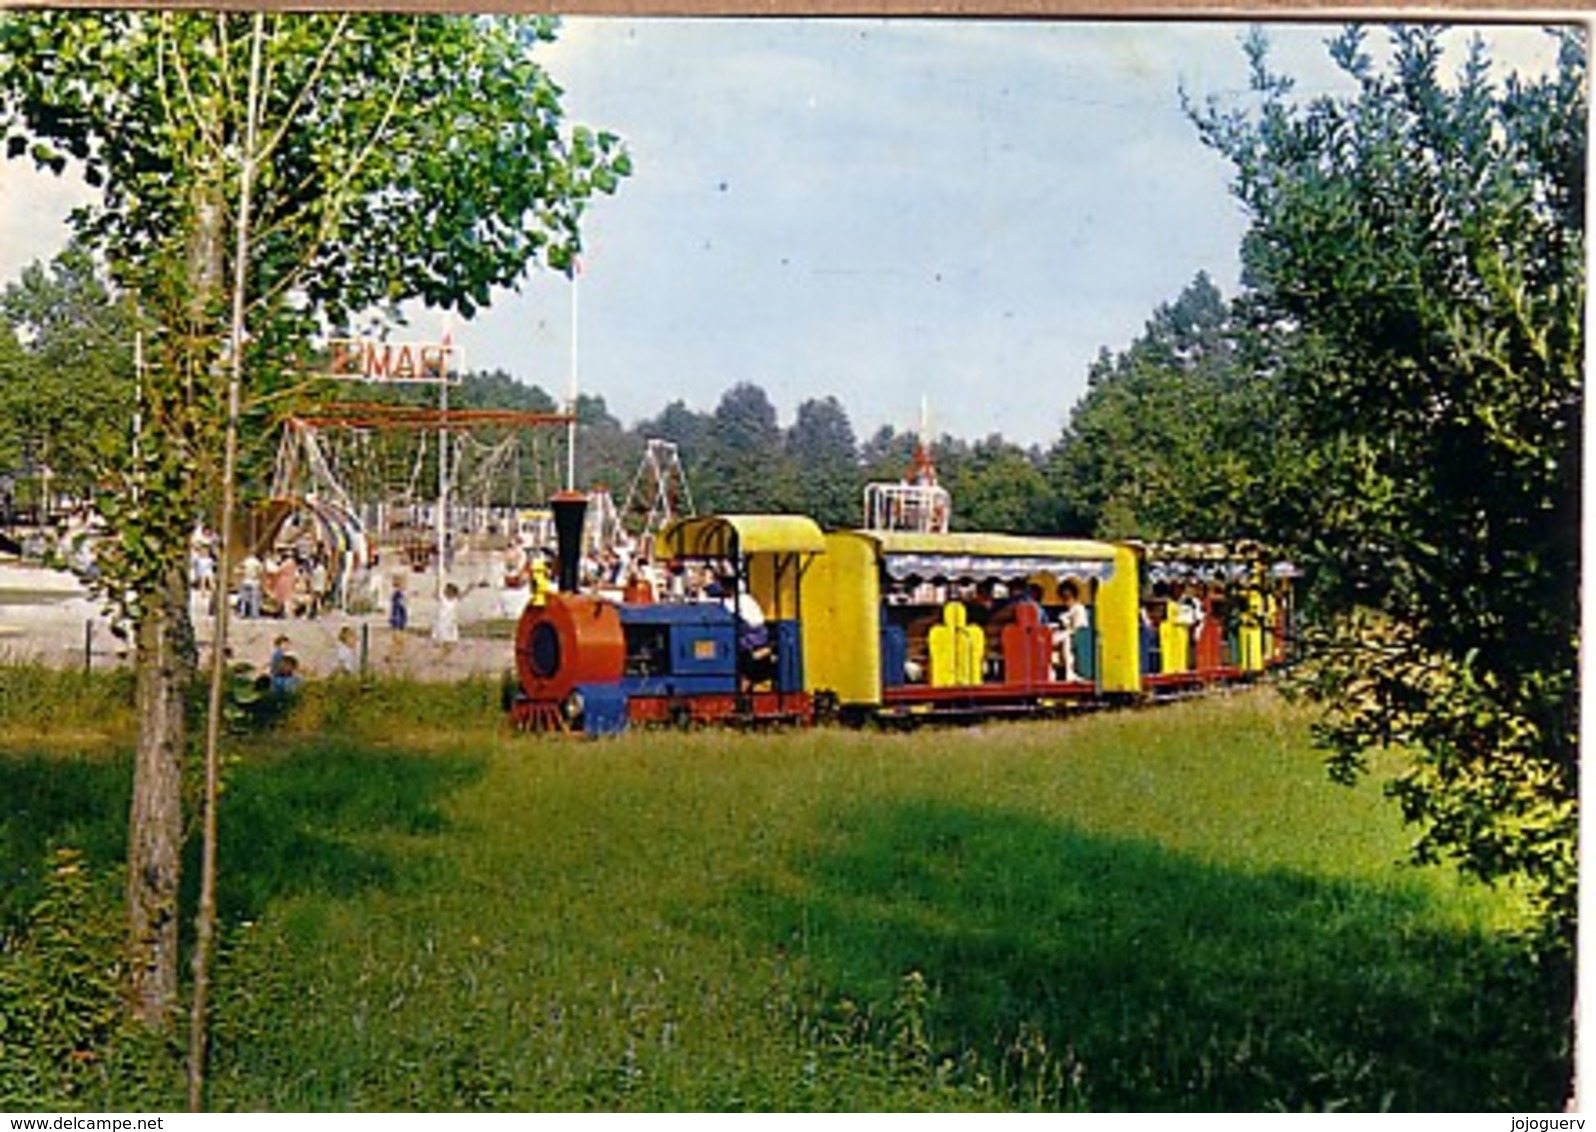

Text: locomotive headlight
xmin=563 ymin=689 xmax=585 ymax=721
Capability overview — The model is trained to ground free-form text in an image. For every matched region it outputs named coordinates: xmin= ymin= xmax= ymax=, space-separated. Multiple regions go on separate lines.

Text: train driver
xmin=719 ymin=577 xmax=768 ymax=653
xmin=720 ymin=577 xmax=773 ymax=686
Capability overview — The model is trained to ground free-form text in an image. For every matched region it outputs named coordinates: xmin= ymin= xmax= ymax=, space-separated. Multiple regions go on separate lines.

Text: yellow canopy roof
xmin=656 ymin=514 xmax=828 ymax=560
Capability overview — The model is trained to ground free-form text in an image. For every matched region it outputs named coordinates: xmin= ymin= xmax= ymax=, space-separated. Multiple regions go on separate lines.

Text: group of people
xmin=242 ymin=545 xmax=465 ymax=690
xmin=500 ymin=534 xmax=668 ymax=611
xmin=885 ymin=576 xmax=1095 ymax=686
xmin=970 ymin=579 xmax=1092 ymax=684
xmin=578 ymin=533 xmax=638 ymax=590
xmin=263 ymin=624 xmax=362 ymax=695
xmin=381 ymin=572 xmax=463 ymax=654
xmin=235 ymin=546 xmax=337 ymax=621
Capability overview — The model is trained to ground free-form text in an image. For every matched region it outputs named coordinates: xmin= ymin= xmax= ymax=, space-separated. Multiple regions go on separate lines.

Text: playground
xmin=0 ymin=554 xmax=524 ymax=683
xmin=0 ymin=387 xmax=697 ymax=686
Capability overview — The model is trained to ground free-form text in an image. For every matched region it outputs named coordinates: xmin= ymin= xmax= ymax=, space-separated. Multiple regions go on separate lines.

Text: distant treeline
xmin=265 ymin=271 xmax=1250 ymax=542
xmin=1 ymin=259 xmax=1264 ymax=544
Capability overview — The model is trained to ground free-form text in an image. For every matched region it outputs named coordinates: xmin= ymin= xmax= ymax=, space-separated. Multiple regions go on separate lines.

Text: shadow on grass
xmin=726 ymin=799 xmax=1570 ymax=1112
xmin=0 ymin=751 xmax=131 ymax=926
xmin=200 ymin=739 xmax=487 ymax=924
xmin=0 ymin=738 xmax=485 ymax=931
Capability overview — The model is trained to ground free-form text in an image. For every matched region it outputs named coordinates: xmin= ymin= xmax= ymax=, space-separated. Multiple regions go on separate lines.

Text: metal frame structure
xmin=272 ymin=404 xmax=577 ymax=583
xmin=621 ymin=438 xmax=695 ymax=546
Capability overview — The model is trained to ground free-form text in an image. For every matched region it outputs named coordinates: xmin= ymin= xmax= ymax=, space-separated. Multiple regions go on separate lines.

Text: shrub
xmin=0 ymin=848 xmax=179 ymax=1108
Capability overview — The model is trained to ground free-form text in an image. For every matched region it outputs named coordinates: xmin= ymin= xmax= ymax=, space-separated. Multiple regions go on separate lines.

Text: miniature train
xmin=508 ymin=500 xmax=1295 ymax=735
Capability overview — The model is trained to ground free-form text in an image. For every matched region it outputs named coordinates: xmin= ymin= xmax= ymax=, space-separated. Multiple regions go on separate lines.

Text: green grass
xmin=0 ymin=676 xmax=1571 ymax=1111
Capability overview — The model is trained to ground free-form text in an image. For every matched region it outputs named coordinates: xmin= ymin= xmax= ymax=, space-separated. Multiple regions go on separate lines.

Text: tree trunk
xmin=126 ymin=138 xmax=222 ymax=1031
xmin=125 ymin=561 xmax=195 ymax=1028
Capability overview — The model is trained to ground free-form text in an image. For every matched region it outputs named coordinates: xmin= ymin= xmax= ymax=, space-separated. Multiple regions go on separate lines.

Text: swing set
xmin=267 ymin=403 xmax=573 ymax=576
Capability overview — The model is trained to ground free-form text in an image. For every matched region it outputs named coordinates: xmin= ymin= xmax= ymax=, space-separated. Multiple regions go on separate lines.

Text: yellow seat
xmin=1158 ymin=600 xmax=1189 ymax=673
xmin=928 ymin=602 xmax=985 ymax=687
xmin=1239 ymin=590 xmax=1265 ymax=671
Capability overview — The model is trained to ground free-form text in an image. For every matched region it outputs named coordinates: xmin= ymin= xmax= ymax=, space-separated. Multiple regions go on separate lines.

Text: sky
xmin=0 ymin=17 xmax=1573 ymax=447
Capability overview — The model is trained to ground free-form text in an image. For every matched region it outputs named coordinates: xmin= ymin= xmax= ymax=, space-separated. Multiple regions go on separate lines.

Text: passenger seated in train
xmin=1054 ymin=580 xmax=1089 ymax=682
xmin=1176 ymin=583 xmax=1206 ymax=636
xmin=983 ymin=581 xmax=1036 ymax=629
xmin=964 ymin=578 xmax=1000 ymax=625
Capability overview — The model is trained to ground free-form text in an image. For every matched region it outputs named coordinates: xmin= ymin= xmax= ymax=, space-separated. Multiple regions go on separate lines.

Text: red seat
xmin=1000 ymin=601 xmax=1053 ymax=688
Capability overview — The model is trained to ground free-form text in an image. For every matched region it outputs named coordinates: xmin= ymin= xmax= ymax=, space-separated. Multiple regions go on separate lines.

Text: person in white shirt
xmin=718 ymin=577 xmax=771 ymax=687
xmin=432 ymin=582 xmax=461 ymax=650
xmin=239 ymin=551 xmax=264 ymax=619
xmin=1054 ymin=582 xmax=1090 ymax=683
xmin=334 ymin=625 xmax=359 ymax=677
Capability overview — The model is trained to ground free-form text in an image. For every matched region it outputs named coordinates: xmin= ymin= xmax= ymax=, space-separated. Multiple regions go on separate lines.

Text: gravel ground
xmin=0 ymin=557 xmax=528 ymax=682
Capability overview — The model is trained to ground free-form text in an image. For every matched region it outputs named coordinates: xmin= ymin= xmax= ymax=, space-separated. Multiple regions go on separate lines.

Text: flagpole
xmin=437 ymin=319 xmax=451 ymax=601
xmin=566 ymin=263 xmax=579 ymax=494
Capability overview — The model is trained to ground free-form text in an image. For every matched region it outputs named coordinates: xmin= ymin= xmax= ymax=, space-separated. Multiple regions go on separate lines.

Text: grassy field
xmin=0 ymin=668 xmax=1571 ymax=1111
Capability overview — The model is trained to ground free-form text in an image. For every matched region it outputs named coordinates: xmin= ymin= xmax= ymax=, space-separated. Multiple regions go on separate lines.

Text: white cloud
xmin=0 ymin=163 xmax=93 ymax=279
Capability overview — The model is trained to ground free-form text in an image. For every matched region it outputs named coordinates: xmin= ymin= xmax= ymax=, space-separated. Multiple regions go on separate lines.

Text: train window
xmin=623 ymin=623 xmax=669 ymax=677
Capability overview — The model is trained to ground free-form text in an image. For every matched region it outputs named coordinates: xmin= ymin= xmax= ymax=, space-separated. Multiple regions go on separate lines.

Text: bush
xmin=0 ymin=848 xmax=180 ymax=1108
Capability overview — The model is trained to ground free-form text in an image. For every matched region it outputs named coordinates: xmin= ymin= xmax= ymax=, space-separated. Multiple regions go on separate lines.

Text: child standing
xmin=389 ymin=577 xmax=408 ymax=632
xmin=433 ymin=582 xmax=460 ymax=651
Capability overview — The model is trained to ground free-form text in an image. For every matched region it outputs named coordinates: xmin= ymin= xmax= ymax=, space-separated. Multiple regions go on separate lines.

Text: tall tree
xmin=643 ymin=399 xmax=715 ymax=463
xmin=0 ymin=10 xmax=628 ymax=1036
xmin=456 ymin=368 xmax=560 ymax=413
xmin=784 ymin=395 xmax=860 ymax=528
xmin=1190 ymin=26 xmax=1583 ymax=955
xmin=0 ymin=243 xmax=136 ymax=504
xmin=943 ymin=435 xmax=1055 ymax=535
xmin=698 ymin=382 xmax=791 ymax=513
xmin=1047 ymin=272 xmax=1282 ymax=541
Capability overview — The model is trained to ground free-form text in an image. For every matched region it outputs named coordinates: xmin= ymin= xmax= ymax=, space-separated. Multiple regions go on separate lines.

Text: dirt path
xmin=0 ymin=559 xmax=526 ymax=682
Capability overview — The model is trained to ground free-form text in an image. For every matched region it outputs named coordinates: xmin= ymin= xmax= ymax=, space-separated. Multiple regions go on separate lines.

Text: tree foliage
xmin=2 ymin=10 xmax=630 ymax=595
xmin=784 ymin=396 xmax=862 ymax=528
xmin=936 ymin=435 xmax=1055 ymax=535
xmin=692 ymin=382 xmax=792 ymax=515
xmin=0 ymin=242 xmax=135 ymax=502
xmin=1047 ymin=272 xmax=1292 ymax=541
xmin=0 ymin=10 xmax=629 ymax=1030
xmin=1190 ymin=25 xmax=1584 ymax=948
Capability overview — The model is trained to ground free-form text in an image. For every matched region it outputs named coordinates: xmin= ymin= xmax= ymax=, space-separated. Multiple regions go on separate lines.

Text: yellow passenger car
xmin=801 ymin=529 xmax=1141 ymax=720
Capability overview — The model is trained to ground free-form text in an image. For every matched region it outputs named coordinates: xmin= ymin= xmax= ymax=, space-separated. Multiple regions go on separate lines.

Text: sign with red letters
xmin=325 ymin=338 xmax=459 ymax=384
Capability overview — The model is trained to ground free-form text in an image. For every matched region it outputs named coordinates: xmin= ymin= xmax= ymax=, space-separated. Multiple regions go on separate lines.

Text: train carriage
xmin=1135 ymin=541 xmax=1298 ymax=697
xmin=805 ymin=529 xmax=1142 ymax=722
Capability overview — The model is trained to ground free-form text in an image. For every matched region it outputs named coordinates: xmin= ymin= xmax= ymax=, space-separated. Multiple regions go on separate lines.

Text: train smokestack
xmin=550 ymin=490 xmax=587 ymax=594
